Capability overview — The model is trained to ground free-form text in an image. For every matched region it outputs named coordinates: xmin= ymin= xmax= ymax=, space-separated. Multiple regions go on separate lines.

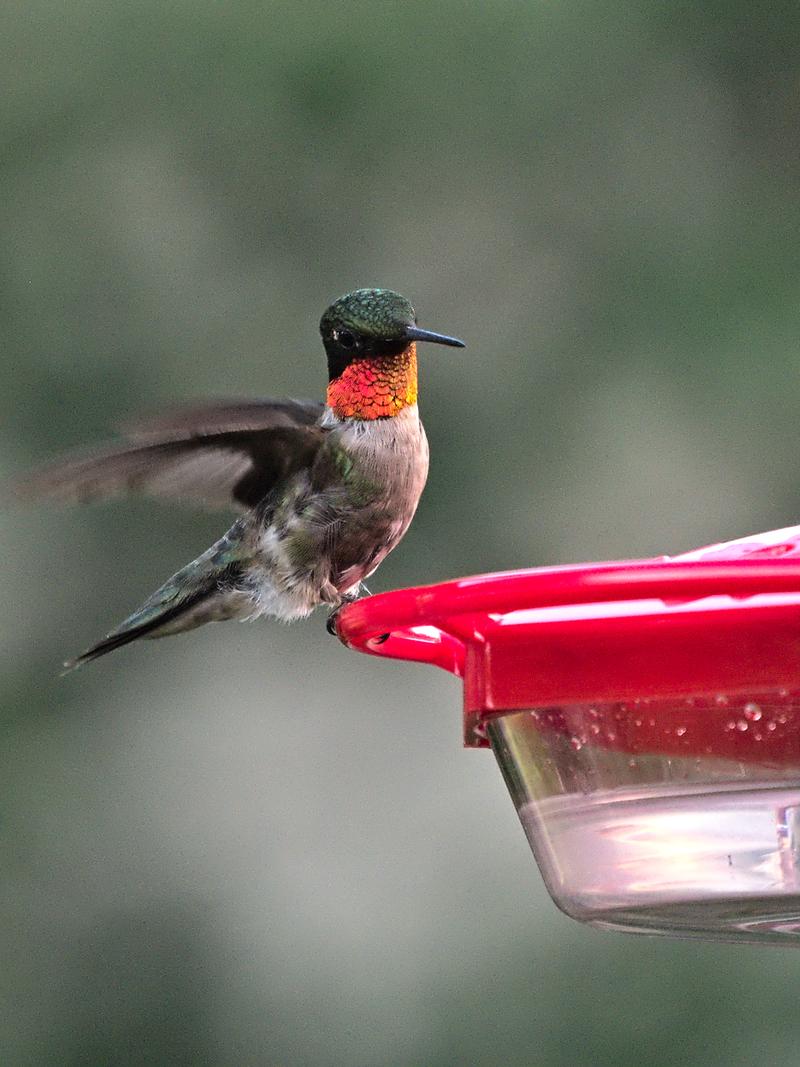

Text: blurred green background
xmin=3 ymin=2 xmax=800 ymax=1064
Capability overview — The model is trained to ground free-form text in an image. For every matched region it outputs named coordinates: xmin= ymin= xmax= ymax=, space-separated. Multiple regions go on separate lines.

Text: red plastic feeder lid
xmin=336 ymin=526 xmax=800 ymax=753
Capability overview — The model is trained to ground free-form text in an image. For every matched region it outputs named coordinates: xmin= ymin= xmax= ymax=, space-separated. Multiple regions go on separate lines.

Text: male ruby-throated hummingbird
xmin=16 ymin=289 xmax=464 ymax=670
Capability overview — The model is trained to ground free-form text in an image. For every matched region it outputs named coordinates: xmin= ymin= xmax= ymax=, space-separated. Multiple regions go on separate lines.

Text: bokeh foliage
xmin=3 ymin=2 xmax=800 ymax=1064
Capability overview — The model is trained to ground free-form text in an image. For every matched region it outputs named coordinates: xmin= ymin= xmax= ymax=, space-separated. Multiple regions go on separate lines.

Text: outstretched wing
xmin=14 ymin=398 xmax=326 ymax=511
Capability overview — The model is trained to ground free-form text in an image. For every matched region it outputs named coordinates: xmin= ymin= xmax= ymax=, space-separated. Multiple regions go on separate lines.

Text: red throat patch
xmin=326 ymin=344 xmax=418 ymax=419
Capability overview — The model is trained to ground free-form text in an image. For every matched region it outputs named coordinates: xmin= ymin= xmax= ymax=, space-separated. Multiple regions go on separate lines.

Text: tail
xmin=63 ymin=533 xmax=250 ymax=672
xmin=62 ymin=586 xmax=214 ymax=672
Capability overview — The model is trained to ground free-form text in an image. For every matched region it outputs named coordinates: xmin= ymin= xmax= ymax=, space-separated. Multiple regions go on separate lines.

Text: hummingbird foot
xmin=325 ymin=587 xmax=368 ymax=637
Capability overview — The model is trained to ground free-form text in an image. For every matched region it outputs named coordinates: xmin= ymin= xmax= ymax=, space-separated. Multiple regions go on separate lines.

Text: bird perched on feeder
xmin=15 ymin=288 xmax=465 ymax=669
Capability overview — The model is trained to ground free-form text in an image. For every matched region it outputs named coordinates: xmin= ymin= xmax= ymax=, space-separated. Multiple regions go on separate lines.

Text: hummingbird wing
xmin=13 ymin=398 xmax=326 ymax=512
xmin=116 ymin=398 xmax=322 ymax=441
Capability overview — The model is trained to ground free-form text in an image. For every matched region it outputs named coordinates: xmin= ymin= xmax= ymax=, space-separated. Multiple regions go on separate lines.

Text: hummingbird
xmin=16 ymin=288 xmax=465 ymax=670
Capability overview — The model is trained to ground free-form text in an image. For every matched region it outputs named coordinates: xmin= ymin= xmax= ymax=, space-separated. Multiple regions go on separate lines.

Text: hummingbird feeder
xmin=337 ymin=526 xmax=800 ymax=945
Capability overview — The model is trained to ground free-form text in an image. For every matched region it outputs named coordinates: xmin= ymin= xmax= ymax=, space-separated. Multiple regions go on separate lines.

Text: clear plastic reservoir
xmin=488 ymin=693 xmax=800 ymax=943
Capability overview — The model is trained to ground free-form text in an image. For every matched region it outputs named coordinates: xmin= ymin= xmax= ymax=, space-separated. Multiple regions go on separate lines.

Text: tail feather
xmin=62 ymin=588 xmax=213 ymax=673
xmin=61 ymin=520 xmax=251 ymax=672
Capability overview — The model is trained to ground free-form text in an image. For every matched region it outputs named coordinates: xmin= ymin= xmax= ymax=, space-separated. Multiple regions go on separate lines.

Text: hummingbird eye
xmin=334 ymin=328 xmax=357 ymax=350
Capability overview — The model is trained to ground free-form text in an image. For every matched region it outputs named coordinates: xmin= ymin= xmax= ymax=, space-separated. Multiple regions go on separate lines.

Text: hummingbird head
xmin=320 ymin=288 xmax=465 ymax=385
xmin=320 ymin=288 xmax=464 ymax=420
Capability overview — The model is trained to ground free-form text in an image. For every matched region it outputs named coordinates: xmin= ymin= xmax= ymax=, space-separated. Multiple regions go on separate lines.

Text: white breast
xmin=325 ymin=404 xmax=430 ymax=588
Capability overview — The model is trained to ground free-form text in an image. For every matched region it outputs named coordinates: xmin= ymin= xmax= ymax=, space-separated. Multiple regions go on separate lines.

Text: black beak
xmin=404 ymin=325 xmax=466 ymax=348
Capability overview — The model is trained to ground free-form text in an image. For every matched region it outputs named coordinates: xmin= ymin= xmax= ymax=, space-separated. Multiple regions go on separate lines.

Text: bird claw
xmin=326 ymin=607 xmax=342 ymax=637
xmin=326 ymin=587 xmax=367 ymax=638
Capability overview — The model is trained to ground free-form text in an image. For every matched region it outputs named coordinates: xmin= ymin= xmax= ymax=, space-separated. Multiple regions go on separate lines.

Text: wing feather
xmin=118 ymin=397 xmax=323 ymax=441
xmin=13 ymin=398 xmax=327 ymax=511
